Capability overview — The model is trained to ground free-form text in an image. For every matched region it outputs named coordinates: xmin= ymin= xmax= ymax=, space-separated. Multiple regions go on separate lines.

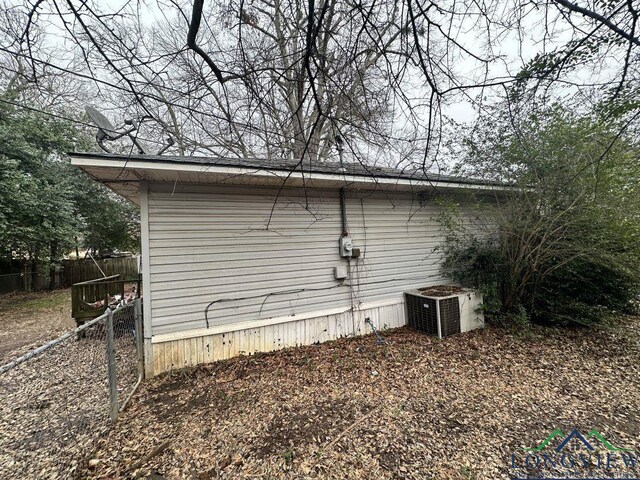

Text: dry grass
xmin=0 ymin=289 xmax=74 ymax=364
xmin=80 ymin=317 xmax=640 ymax=480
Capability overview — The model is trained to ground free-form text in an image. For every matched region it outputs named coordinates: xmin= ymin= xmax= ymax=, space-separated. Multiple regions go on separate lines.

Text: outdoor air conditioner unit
xmin=404 ymin=286 xmax=484 ymax=338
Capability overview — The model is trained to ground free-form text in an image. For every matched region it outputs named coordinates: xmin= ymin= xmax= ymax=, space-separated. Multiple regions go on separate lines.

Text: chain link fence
xmin=0 ymin=300 xmax=143 ymax=478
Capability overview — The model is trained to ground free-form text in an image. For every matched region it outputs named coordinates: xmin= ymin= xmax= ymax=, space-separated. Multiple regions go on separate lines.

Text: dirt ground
xmin=0 ymin=289 xmax=74 ymax=364
xmin=80 ymin=317 xmax=640 ymax=480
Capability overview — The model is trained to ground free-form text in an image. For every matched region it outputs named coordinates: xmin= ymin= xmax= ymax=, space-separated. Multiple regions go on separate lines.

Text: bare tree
xmin=2 ymin=0 xmax=638 ymax=169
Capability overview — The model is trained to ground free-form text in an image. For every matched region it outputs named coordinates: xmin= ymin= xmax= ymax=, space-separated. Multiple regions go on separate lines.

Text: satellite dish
xmin=85 ymin=106 xmax=174 ymax=155
xmin=85 ymin=106 xmax=120 ymax=140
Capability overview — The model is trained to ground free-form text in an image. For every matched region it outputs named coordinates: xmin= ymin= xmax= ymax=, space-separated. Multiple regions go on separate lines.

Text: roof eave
xmin=70 ymin=154 xmax=511 ymax=200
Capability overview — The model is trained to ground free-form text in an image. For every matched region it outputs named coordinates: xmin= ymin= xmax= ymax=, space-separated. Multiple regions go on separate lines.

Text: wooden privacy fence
xmin=0 ymin=270 xmax=63 ymax=294
xmin=62 ymin=257 xmax=139 ymax=287
xmin=0 ymin=257 xmax=138 ymax=294
xmin=0 ymin=273 xmax=23 ymax=293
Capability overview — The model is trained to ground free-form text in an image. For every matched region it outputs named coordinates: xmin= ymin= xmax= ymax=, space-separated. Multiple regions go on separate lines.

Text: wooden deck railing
xmin=71 ymin=274 xmax=142 ymax=324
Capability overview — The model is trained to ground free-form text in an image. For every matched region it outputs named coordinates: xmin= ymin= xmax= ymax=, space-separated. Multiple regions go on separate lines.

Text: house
xmin=71 ymin=153 xmax=504 ymax=377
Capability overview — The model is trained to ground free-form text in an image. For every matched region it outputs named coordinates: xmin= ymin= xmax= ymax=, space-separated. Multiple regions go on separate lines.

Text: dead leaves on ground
xmin=82 ymin=318 xmax=640 ymax=479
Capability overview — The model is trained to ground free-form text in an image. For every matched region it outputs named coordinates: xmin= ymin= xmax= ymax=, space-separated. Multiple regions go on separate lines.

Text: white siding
xmin=147 ymin=183 xmax=479 ymax=336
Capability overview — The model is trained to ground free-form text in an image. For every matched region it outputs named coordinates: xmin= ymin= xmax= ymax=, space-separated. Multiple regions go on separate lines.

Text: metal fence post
xmin=106 ymin=308 xmax=118 ymax=420
xmin=134 ymin=298 xmax=144 ymax=378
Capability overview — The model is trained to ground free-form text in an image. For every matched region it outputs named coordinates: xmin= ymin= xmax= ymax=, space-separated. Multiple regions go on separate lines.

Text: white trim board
xmin=139 ymin=181 xmax=154 ymax=377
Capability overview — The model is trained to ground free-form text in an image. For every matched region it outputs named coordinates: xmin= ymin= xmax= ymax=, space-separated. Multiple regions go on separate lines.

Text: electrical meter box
xmin=339 ymin=235 xmax=353 ymax=257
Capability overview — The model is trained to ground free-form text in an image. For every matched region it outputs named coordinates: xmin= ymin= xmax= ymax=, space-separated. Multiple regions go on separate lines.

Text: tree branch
xmin=552 ymin=0 xmax=640 ymax=46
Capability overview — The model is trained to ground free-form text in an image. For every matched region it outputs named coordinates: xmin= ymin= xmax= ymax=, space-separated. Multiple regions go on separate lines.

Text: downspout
xmin=336 ymin=136 xmax=357 ymax=330
xmin=337 ymin=135 xmax=348 ymax=236
xmin=340 ymin=186 xmax=356 ymax=330
xmin=340 ymin=187 xmax=348 ymax=236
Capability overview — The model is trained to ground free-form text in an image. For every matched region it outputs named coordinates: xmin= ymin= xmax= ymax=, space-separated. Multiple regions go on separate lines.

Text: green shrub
xmin=442 ymin=104 xmax=640 ymax=327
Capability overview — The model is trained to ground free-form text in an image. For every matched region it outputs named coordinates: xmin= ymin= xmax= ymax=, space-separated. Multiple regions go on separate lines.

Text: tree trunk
xmin=22 ymin=259 xmax=30 ymax=292
xmin=30 ymin=258 xmax=38 ymax=292
xmin=49 ymin=240 xmax=58 ymax=290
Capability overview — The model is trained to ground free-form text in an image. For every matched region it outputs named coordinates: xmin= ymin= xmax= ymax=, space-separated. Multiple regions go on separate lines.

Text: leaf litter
xmin=80 ymin=316 xmax=640 ymax=479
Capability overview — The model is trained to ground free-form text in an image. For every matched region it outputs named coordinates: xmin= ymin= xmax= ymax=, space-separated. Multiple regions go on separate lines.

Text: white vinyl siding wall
xmin=146 ymin=183 xmax=476 ymax=336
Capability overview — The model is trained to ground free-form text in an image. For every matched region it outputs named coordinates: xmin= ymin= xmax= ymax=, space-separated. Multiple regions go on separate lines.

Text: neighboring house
xmin=71 ymin=153 xmax=504 ymax=376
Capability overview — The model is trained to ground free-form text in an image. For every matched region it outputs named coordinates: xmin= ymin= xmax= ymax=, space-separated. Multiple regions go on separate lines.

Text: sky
xmin=1 ymin=0 xmax=618 ymax=164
